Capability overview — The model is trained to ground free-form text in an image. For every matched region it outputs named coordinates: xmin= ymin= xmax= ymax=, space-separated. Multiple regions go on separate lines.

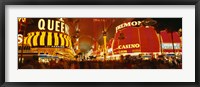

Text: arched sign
xmin=116 ymin=21 xmax=142 ymax=32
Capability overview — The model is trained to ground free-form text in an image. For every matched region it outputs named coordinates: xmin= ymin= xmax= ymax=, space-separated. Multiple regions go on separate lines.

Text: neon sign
xmin=118 ymin=43 xmax=140 ymax=49
xmin=18 ymin=34 xmax=23 ymax=44
xmin=116 ymin=21 xmax=142 ymax=32
xmin=18 ymin=18 xmax=26 ymax=23
xmin=38 ymin=19 xmax=69 ymax=34
xmin=162 ymin=43 xmax=181 ymax=49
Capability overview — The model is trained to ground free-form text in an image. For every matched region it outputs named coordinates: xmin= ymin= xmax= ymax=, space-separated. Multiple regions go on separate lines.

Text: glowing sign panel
xmin=18 ymin=34 xmax=23 ymax=44
xmin=162 ymin=43 xmax=181 ymax=49
xmin=118 ymin=43 xmax=140 ymax=49
xmin=18 ymin=18 xmax=26 ymax=23
xmin=116 ymin=21 xmax=142 ymax=32
xmin=38 ymin=19 xmax=69 ymax=34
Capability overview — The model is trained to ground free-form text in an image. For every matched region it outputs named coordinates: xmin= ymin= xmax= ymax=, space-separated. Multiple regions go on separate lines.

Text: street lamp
xmin=102 ymin=30 xmax=107 ymax=61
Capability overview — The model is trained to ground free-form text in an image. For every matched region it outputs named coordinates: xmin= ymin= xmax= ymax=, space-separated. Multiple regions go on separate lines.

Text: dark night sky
xmin=153 ymin=18 xmax=182 ymax=31
xmin=129 ymin=18 xmax=182 ymax=31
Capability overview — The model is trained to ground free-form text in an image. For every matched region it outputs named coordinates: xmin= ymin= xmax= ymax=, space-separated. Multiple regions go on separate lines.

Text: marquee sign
xmin=38 ymin=19 xmax=69 ymax=34
xmin=25 ymin=31 xmax=72 ymax=48
xmin=18 ymin=34 xmax=23 ymax=44
xmin=162 ymin=43 xmax=181 ymax=49
xmin=118 ymin=43 xmax=140 ymax=49
xmin=116 ymin=21 xmax=142 ymax=32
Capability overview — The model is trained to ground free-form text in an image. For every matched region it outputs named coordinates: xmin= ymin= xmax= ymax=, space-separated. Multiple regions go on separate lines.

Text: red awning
xmin=160 ymin=30 xmax=182 ymax=52
xmin=112 ymin=26 xmax=160 ymax=54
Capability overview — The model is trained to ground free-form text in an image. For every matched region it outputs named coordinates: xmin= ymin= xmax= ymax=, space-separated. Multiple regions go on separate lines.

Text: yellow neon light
xmin=67 ymin=36 xmax=72 ymax=48
xmin=64 ymin=35 xmax=68 ymax=47
xmin=54 ymin=33 xmax=59 ymax=46
xmin=59 ymin=34 xmax=64 ymax=46
xmin=47 ymin=32 xmax=52 ymax=46
xmin=18 ymin=18 xmax=26 ymax=23
xmin=23 ymin=37 xmax=27 ymax=44
xmin=40 ymin=32 xmax=46 ymax=46
xmin=103 ymin=36 xmax=107 ymax=51
xmin=33 ymin=32 xmax=40 ymax=46
xmin=27 ymin=32 xmax=35 ymax=46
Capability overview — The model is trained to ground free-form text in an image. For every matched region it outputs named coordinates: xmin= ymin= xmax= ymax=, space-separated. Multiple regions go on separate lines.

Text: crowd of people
xmin=18 ymin=55 xmax=182 ymax=69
